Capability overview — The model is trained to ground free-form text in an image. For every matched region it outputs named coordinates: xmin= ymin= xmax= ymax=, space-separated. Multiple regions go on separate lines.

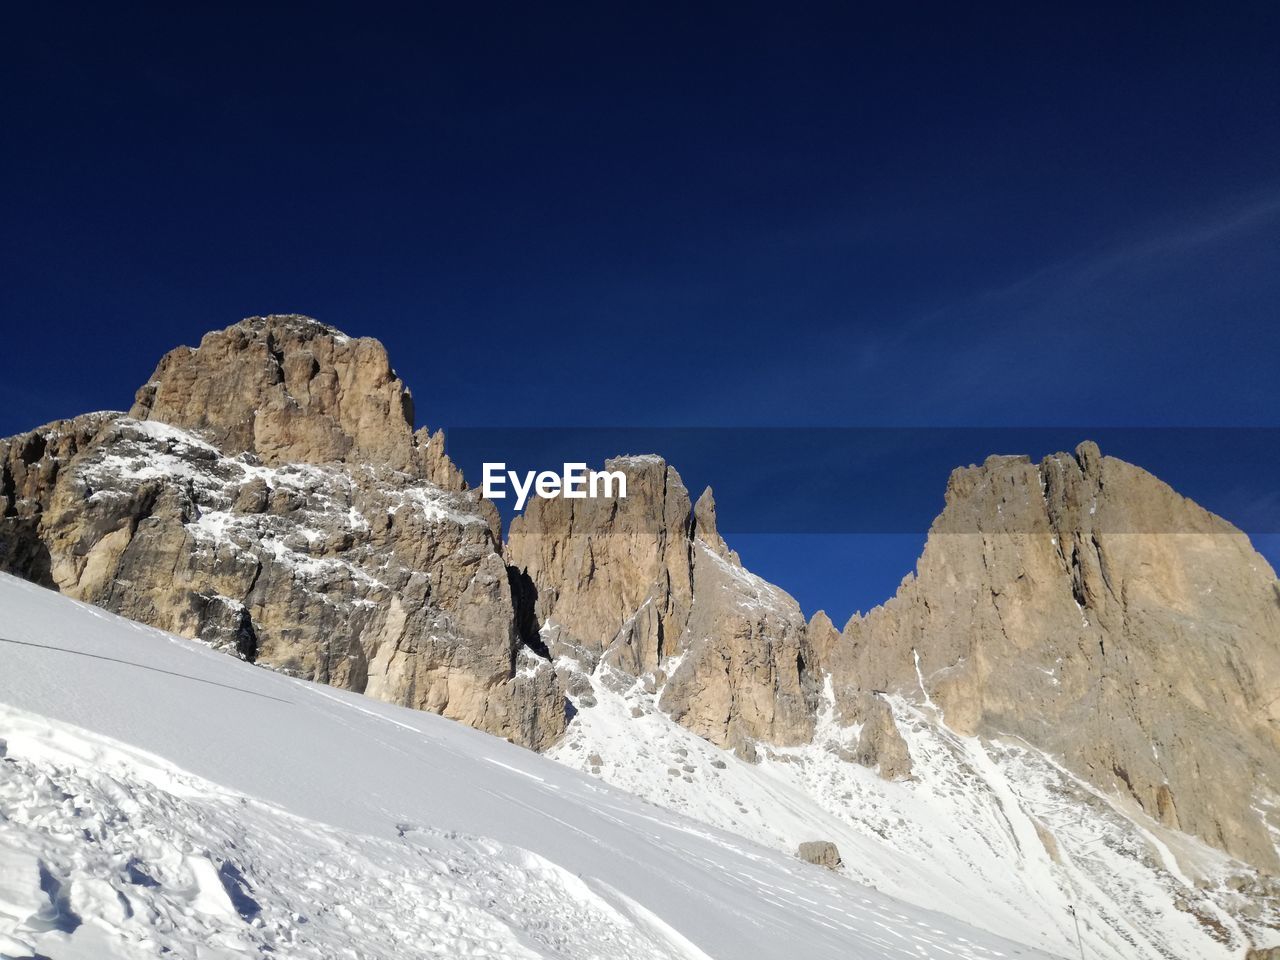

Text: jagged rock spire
xmin=830 ymin=442 xmax=1280 ymax=872
xmin=129 ymin=315 xmax=461 ymax=483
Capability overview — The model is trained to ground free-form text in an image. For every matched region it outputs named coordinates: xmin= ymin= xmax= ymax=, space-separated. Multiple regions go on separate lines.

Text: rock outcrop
xmin=826 ymin=443 xmax=1280 ymax=872
xmin=132 ymin=316 xmax=412 ymax=472
xmin=506 ymin=456 xmax=696 ymax=677
xmin=797 ymin=840 xmax=843 ymax=870
xmin=0 ymin=316 xmax=564 ymax=749
xmin=507 ymin=456 xmax=820 ymax=754
xmin=518 ymin=439 xmax=1280 ymax=883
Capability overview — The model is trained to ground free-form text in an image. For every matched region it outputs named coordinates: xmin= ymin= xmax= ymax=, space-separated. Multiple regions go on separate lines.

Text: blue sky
xmin=2 ymin=4 xmax=1278 ymax=621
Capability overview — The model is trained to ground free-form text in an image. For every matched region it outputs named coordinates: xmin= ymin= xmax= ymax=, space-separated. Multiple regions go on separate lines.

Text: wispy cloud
xmin=705 ymin=186 xmax=1280 ymax=427
xmin=974 ymin=188 xmax=1280 ymax=306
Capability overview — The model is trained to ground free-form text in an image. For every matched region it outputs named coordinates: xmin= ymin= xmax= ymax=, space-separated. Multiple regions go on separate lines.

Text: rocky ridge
xmin=0 ymin=316 xmax=562 ymax=748
xmin=3 ymin=315 xmax=1279 ymax=957
xmin=508 ymin=459 xmax=820 ymax=754
xmin=828 ymin=444 xmax=1280 ymax=874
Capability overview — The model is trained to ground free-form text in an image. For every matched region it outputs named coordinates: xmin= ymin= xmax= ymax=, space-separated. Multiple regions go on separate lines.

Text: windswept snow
xmin=550 ymin=657 xmax=1273 ymax=960
xmin=0 ymin=573 xmax=1052 ymax=960
xmin=386 ymin=485 xmax=491 ymax=527
xmin=693 ymin=540 xmax=799 ymax=616
xmin=123 ymin=419 xmax=221 ymax=453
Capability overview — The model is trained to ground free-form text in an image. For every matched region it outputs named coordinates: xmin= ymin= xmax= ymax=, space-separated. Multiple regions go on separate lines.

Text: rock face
xmin=510 ymin=438 xmax=1280 ymax=879
xmin=0 ymin=316 xmax=564 ymax=749
xmin=827 ymin=443 xmax=1280 ymax=872
xmin=662 ymin=533 xmax=819 ymax=752
xmin=517 ymin=440 xmax=1280 ymax=883
xmin=132 ymin=316 xmax=414 ymax=472
xmin=848 ymin=695 xmax=914 ymax=781
xmin=507 ymin=456 xmax=820 ymax=753
xmin=506 ymin=456 xmax=696 ymax=678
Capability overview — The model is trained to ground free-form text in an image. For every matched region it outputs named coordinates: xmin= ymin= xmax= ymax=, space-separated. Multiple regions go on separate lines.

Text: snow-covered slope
xmin=551 ymin=657 xmax=1275 ymax=960
xmin=0 ymin=573 xmax=1053 ymax=960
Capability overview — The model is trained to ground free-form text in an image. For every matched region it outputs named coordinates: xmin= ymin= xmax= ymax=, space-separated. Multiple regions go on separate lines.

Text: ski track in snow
xmin=0 ymin=573 xmax=1051 ymax=960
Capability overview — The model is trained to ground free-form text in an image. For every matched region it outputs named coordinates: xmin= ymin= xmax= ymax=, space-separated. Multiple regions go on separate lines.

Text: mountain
xmin=508 ymin=458 xmax=819 ymax=752
xmin=3 ymin=315 xmax=1278 ymax=959
xmin=512 ymin=452 xmax=1280 ymax=959
xmin=831 ymin=445 xmax=1280 ymax=873
xmin=0 ymin=316 xmax=563 ymax=749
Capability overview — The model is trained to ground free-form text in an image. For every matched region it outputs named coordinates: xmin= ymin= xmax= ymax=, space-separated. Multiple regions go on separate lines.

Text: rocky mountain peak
xmin=507 ymin=456 xmax=819 ymax=752
xmin=129 ymin=314 xmax=423 ymax=473
xmin=1 ymin=316 xmax=561 ymax=749
xmin=507 ymin=455 xmax=696 ymax=676
xmin=692 ymin=485 xmax=740 ymax=564
xmin=831 ymin=442 xmax=1280 ymax=872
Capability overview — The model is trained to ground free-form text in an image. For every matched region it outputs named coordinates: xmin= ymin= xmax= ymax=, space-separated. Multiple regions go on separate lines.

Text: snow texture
xmin=0 ymin=573 xmax=1051 ymax=960
xmin=550 ymin=658 xmax=1273 ymax=960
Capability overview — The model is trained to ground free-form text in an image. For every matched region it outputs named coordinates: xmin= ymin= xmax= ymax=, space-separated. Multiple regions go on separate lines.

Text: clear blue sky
xmin=2 ymin=4 xmax=1278 ymax=622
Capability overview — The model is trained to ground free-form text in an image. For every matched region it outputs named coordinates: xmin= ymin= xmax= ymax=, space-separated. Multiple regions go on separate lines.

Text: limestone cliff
xmin=0 ymin=316 xmax=563 ymax=749
xmin=829 ymin=442 xmax=1280 ymax=872
xmin=509 ymin=439 xmax=1280 ymax=883
xmin=507 ymin=456 xmax=819 ymax=753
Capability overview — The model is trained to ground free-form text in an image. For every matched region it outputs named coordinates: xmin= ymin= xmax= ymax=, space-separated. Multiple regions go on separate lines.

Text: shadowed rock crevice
xmin=507 ymin=564 xmax=548 ymax=658
xmin=216 ymin=860 xmax=262 ymax=922
xmin=2 ymin=461 xmax=16 ymax=517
